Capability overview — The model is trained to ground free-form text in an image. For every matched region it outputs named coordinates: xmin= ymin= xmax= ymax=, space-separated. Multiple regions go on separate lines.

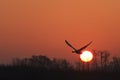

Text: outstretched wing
xmin=65 ymin=40 xmax=76 ymax=50
xmin=78 ymin=41 xmax=93 ymax=51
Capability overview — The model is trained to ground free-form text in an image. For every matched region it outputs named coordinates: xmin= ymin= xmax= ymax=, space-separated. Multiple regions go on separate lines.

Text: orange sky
xmin=0 ymin=0 xmax=120 ymax=64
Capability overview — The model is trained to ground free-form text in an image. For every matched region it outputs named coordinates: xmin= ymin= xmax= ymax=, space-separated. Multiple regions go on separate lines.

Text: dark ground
xmin=0 ymin=66 xmax=120 ymax=80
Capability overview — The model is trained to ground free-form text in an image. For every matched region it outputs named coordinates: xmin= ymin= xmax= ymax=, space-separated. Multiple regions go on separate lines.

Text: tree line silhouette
xmin=0 ymin=50 xmax=120 ymax=80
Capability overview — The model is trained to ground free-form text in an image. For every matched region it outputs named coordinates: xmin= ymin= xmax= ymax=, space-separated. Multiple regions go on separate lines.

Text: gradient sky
xmin=0 ymin=0 xmax=120 ymax=64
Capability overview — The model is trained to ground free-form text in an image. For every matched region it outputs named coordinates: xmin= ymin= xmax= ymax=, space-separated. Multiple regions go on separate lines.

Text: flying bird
xmin=65 ymin=40 xmax=92 ymax=54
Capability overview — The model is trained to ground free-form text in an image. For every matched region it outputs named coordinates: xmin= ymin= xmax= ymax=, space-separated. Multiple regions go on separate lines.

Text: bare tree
xmin=110 ymin=57 xmax=120 ymax=72
xmin=92 ymin=50 xmax=99 ymax=71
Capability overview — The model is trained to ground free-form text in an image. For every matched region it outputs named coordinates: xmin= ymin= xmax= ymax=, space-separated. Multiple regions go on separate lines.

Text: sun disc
xmin=80 ymin=50 xmax=93 ymax=62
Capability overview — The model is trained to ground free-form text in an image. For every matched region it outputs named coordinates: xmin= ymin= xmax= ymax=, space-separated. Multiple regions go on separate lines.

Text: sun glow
xmin=80 ymin=51 xmax=93 ymax=62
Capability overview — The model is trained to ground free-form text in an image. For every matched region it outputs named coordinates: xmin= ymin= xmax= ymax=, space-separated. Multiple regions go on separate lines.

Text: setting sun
xmin=80 ymin=51 xmax=93 ymax=62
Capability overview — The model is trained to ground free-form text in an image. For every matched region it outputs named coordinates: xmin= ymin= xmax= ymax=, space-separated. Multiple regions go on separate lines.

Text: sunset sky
xmin=0 ymin=0 xmax=120 ymax=64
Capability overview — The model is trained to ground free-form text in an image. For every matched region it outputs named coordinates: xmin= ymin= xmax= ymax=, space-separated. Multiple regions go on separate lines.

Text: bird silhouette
xmin=65 ymin=40 xmax=92 ymax=54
